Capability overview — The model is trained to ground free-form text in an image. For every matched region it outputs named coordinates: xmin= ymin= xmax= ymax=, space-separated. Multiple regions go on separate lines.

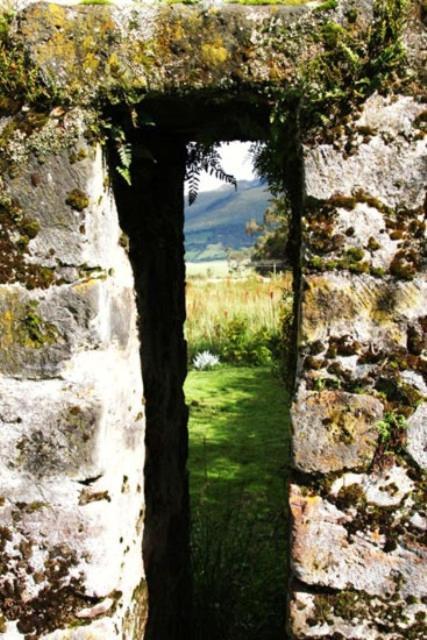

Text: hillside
xmin=184 ymin=179 xmax=271 ymax=262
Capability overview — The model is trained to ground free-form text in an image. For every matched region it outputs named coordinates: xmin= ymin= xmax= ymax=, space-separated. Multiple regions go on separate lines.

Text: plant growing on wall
xmin=256 ymin=0 xmax=409 ymax=189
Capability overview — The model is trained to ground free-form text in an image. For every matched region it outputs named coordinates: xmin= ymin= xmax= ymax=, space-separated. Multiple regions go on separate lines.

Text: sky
xmin=186 ymin=141 xmax=256 ymax=193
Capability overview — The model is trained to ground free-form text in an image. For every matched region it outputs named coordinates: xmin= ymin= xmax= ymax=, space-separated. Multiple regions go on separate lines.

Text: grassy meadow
xmin=185 ymin=366 xmax=291 ymax=640
xmin=185 ymin=266 xmax=292 ymax=639
xmin=185 ymin=270 xmax=292 ymax=365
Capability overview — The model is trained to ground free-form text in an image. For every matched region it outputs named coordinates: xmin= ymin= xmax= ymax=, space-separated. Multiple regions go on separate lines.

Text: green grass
xmin=186 ymin=365 xmax=291 ymax=640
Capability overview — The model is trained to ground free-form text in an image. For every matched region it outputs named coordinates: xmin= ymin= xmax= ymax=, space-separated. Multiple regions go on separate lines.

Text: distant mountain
xmin=184 ymin=179 xmax=271 ymax=262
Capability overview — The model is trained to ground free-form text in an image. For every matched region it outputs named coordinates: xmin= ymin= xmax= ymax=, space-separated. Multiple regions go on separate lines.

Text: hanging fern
xmin=107 ymin=125 xmax=133 ymax=186
xmin=116 ymin=142 xmax=132 ymax=186
xmin=186 ymin=142 xmax=237 ymax=206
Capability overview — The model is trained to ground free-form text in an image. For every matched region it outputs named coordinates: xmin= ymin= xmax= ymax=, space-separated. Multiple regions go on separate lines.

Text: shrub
xmin=186 ymin=273 xmax=293 ymax=368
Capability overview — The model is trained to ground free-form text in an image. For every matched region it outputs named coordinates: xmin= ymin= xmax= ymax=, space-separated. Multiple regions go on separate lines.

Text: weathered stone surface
xmin=11 ymin=0 xmax=373 ymax=101
xmin=406 ymin=402 xmax=427 ymax=470
xmin=292 ymin=389 xmax=382 ymax=474
xmin=0 ymin=281 xmax=136 ymax=377
xmin=305 ymin=95 xmax=427 ymax=209
xmin=0 ymin=359 xmax=146 ymax=635
xmin=290 ymin=484 xmax=427 ymax=598
xmin=300 ymin=273 xmax=427 ymax=347
xmin=329 ymin=465 xmax=414 ymax=508
xmin=289 ymin=585 xmax=427 ymax=639
xmin=4 ymin=134 xmax=126 ymax=275
xmin=0 ymin=2 xmax=425 ymax=638
xmin=0 ymin=135 xmax=147 ymax=637
xmin=292 ymin=59 xmax=427 ymax=638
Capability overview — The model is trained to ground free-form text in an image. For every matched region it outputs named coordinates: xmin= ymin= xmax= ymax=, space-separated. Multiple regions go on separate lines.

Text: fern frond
xmin=117 ymin=165 xmax=132 ymax=186
xmin=118 ymin=143 xmax=132 ymax=169
xmin=185 ymin=142 xmax=237 ymax=205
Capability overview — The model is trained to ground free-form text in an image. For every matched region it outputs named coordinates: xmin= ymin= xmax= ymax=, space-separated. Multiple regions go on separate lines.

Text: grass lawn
xmin=185 ymin=365 xmax=291 ymax=640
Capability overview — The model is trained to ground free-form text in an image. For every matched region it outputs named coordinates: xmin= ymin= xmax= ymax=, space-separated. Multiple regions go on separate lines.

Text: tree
xmin=246 ymin=195 xmax=290 ymax=275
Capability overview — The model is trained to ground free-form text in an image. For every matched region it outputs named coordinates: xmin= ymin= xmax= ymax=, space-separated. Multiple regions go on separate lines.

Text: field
xmin=186 ymin=260 xmax=231 ymax=278
xmin=185 ymin=270 xmax=292 ymax=364
xmin=185 ymin=366 xmax=291 ymax=640
xmin=185 ymin=269 xmax=293 ymax=639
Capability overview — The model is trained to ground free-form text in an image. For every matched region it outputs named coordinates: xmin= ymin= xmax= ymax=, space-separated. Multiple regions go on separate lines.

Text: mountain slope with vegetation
xmin=184 ymin=179 xmax=271 ymax=262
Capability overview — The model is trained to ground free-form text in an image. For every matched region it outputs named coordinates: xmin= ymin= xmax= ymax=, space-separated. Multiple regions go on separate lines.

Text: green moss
xmin=201 ymin=38 xmax=229 ymax=66
xmin=311 ymin=590 xmax=373 ymax=627
xmin=226 ymin=0 xmax=312 ymax=5
xmin=79 ymin=0 xmax=111 ymax=5
xmin=354 ymin=189 xmax=393 ymax=215
xmin=390 ymin=249 xmax=419 ymax=280
xmin=16 ymin=500 xmax=47 ymax=513
xmin=166 ymin=0 xmax=313 ymax=3
xmin=0 ymin=201 xmax=55 ymax=288
xmin=119 ymin=232 xmax=129 ymax=250
xmin=348 ymin=260 xmax=369 ymax=274
xmin=65 ymin=189 xmax=90 ymax=212
xmin=18 ymin=301 xmax=59 ymax=349
xmin=79 ymin=489 xmax=111 ymax=505
xmin=69 ymin=148 xmax=88 ymax=164
xmin=367 ymin=237 xmax=380 ymax=251
xmin=328 ymin=194 xmax=357 ymax=210
xmin=377 ymin=411 xmax=407 ymax=444
xmin=345 ymin=246 xmax=364 ymax=262
xmin=20 ymin=217 xmax=40 ymax=239
xmin=0 ymin=11 xmax=56 ymax=114
xmin=315 ymin=0 xmax=338 ymax=11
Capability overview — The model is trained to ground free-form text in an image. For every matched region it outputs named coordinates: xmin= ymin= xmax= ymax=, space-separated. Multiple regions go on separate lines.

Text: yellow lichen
xmin=201 ymin=39 xmax=229 ymax=66
xmin=0 ymin=295 xmax=59 ymax=352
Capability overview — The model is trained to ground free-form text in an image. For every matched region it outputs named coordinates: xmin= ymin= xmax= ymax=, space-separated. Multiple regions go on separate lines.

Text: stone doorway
xmin=107 ymin=95 xmax=300 ymax=640
xmin=1 ymin=2 xmax=425 ymax=639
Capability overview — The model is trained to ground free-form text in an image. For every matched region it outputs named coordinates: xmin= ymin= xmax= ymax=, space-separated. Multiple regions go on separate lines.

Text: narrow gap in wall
xmin=184 ymin=140 xmax=293 ymax=640
xmin=107 ymin=126 xmax=192 ymax=640
xmin=106 ymin=95 xmax=297 ymax=638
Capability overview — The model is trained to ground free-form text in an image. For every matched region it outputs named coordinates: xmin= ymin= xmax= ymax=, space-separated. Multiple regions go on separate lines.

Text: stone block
xmin=0 ymin=280 xmax=136 ymax=378
xmin=300 ymin=273 xmax=427 ymax=347
xmin=291 ymin=389 xmax=382 ymax=474
xmin=6 ymin=140 xmax=123 ymax=273
xmin=305 ymin=95 xmax=426 ymax=209
xmin=329 ymin=465 xmax=414 ymax=508
xmin=406 ymin=402 xmax=427 ymax=471
xmin=289 ymin=584 xmax=426 ymax=639
xmin=0 ymin=358 xmax=145 ymax=636
xmin=290 ymin=484 xmax=427 ymax=599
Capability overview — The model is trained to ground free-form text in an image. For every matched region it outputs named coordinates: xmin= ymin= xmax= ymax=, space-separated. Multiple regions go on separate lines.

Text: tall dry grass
xmin=185 ymin=271 xmax=293 ymax=363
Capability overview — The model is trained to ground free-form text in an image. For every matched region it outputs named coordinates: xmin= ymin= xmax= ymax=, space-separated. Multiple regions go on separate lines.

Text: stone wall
xmin=289 ymin=93 xmax=426 ymax=638
xmin=0 ymin=1 xmax=426 ymax=639
xmin=0 ymin=127 xmax=147 ymax=636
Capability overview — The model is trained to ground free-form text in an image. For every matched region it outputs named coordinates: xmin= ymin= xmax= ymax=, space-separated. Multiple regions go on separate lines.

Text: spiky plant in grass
xmin=193 ymin=351 xmax=220 ymax=371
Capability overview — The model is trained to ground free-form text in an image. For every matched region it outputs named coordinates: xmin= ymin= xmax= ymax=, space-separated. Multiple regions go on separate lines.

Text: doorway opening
xmin=107 ymin=94 xmax=301 ymax=640
xmin=184 ymin=140 xmax=293 ymax=640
